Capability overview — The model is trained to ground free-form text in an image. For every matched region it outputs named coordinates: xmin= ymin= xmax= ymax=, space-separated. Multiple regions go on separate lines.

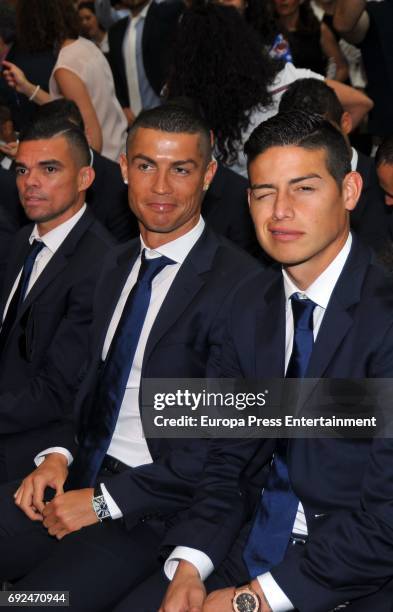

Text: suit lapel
xmin=255 ymin=273 xmax=286 ymax=378
xmin=90 ymin=241 xmax=140 ymax=359
xmin=143 ymin=228 xmax=216 ymax=366
xmin=299 ymin=238 xmax=371 ymax=409
xmin=15 ymin=210 xmax=94 ymax=320
xmin=0 ymin=230 xmax=31 ymax=321
xmin=308 ymin=237 xmax=370 ymax=377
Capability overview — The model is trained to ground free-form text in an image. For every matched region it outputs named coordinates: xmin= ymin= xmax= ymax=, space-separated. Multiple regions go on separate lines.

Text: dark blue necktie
xmin=244 ymin=292 xmax=316 ymax=576
xmin=69 ymin=249 xmax=175 ymax=488
xmin=0 ymin=239 xmax=44 ymax=355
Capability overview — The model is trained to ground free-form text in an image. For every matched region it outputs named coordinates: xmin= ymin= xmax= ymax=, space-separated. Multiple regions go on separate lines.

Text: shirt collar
xmin=29 ymin=204 xmax=87 ymax=253
xmin=140 ymin=216 xmax=205 ymax=264
xmin=283 ymin=233 xmax=352 ymax=309
xmin=351 ymin=147 xmax=358 ymax=172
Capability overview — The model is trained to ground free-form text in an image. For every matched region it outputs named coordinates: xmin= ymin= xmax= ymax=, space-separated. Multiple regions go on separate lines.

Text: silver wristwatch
xmin=92 ymin=484 xmax=111 ymax=521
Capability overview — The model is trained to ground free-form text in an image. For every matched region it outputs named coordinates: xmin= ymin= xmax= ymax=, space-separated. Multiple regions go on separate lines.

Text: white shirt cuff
xmin=164 ymin=547 xmax=214 ymax=581
xmin=34 ymin=447 xmax=73 ymax=467
xmin=100 ymin=483 xmax=123 ymax=519
xmin=257 ymin=572 xmax=294 ymax=612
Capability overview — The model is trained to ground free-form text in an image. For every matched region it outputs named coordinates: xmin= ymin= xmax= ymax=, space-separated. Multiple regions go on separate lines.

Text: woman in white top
xmin=2 ymin=0 xmax=127 ymax=162
xmin=167 ymin=4 xmax=373 ymax=177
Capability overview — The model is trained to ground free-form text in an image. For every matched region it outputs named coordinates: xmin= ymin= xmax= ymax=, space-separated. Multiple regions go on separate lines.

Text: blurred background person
xmin=0 ymin=1 xmax=55 ymax=133
xmin=166 ymin=4 xmax=372 ymax=177
xmin=2 ymin=0 xmax=127 ymax=161
xmin=78 ymin=1 xmax=109 ymax=55
xmin=334 ymin=0 xmax=393 ymax=152
xmin=272 ymin=0 xmax=348 ymax=80
xmin=107 ymin=0 xmax=183 ymax=126
xmin=310 ymin=0 xmax=366 ymax=88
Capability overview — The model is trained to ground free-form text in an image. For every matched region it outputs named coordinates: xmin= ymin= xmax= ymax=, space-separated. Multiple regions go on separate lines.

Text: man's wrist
xmin=43 ymin=452 xmax=68 ymax=467
xmin=250 ymin=579 xmax=272 ymax=612
xmin=174 ymin=559 xmax=201 ymax=579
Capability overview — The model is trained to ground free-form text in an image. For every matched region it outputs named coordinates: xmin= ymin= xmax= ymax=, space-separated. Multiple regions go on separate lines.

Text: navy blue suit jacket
xmin=0 ymin=209 xmax=114 ymax=481
xmin=67 ymin=226 xmax=265 ymax=569
xmin=214 ymin=235 xmax=393 ymax=610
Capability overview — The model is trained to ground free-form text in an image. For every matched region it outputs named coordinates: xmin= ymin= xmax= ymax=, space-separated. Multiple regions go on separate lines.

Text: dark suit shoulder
xmin=108 ymin=15 xmax=129 ymax=40
xmin=149 ymin=0 xmax=183 ymax=20
xmin=84 ymin=217 xmax=117 ymax=248
xmin=212 ymin=231 xmax=263 ymax=273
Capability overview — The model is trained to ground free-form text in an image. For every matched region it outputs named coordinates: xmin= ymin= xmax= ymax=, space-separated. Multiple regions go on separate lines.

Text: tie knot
xmin=29 ymin=239 xmax=45 ymax=259
xmin=137 ymin=249 xmax=175 ymax=287
xmin=290 ymin=292 xmax=316 ymax=332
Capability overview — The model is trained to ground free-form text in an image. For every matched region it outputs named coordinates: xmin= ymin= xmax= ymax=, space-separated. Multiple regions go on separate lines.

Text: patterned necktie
xmin=244 ymin=292 xmax=316 ymax=576
xmin=0 ymin=239 xmax=44 ymax=355
xmin=69 ymin=249 xmax=175 ymax=488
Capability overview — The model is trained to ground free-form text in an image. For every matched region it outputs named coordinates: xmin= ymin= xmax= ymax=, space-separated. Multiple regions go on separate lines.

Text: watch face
xmin=93 ymin=495 xmax=110 ymax=520
xmin=233 ymin=591 xmax=259 ymax=612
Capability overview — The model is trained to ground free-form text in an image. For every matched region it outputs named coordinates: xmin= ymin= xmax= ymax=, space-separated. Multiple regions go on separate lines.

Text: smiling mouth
xmin=269 ymin=229 xmax=304 ymax=241
xmin=147 ymin=203 xmax=176 ymax=212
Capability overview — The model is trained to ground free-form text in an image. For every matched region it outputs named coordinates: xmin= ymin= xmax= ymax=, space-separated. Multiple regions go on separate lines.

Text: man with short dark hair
xmin=0 ymin=117 xmax=114 ymax=483
xmin=278 ymin=77 xmax=391 ymax=251
xmin=31 ymin=100 xmax=136 ymax=242
xmin=194 ymin=111 xmax=393 ymax=612
xmin=0 ymin=104 xmax=263 ymax=611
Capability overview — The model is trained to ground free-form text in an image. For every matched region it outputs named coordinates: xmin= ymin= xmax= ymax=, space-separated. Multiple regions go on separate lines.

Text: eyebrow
xmin=250 ymin=173 xmax=323 ymax=190
xmin=131 ymin=154 xmax=198 ymax=167
xmin=15 ymin=159 xmax=64 ymax=168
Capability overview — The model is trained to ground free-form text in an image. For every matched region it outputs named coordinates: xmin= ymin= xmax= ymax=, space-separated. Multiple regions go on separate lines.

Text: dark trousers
xmin=113 ymin=522 xmax=252 ymax=611
xmin=0 ymin=480 xmax=166 ymax=612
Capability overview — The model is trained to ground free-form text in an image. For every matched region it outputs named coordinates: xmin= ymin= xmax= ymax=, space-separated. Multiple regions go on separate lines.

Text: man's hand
xmin=159 ymin=560 xmax=206 ymax=612
xmin=42 ymin=488 xmax=98 ymax=540
xmin=14 ymin=453 xmax=68 ymax=521
xmin=203 ymin=580 xmax=272 ymax=612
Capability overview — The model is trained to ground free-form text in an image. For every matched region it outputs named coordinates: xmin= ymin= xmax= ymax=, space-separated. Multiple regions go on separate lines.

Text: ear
xmin=340 ymin=111 xmax=353 ymax=135
xmin=78 ymin=165 xmax=95 ymax=192
xmin=119 ymin=153 xmax=129 ymax=185
xmin=247 ymin=187 xmax=252 ymax=209
xmin=202 ymin=158 xmax=218 ymax=191
xmin=342 ymin=171 xmax=363 ymax=211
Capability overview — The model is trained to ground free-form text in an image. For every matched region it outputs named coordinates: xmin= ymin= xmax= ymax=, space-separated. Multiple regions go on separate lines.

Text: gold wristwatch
xmin=232 ymin=583 xmax=261 ymax=612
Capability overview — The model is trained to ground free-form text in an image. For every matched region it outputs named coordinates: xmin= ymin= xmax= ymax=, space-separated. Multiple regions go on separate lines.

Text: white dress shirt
xmin=165 ymin=234 xmax=353 ymax=608
xmin=2 ymin=205 xmax=86 ymax=324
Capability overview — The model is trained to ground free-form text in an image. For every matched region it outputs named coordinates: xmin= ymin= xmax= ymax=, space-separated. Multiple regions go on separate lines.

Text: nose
xmin=22 ymin=168 xmax=41 ymax=189
xmin=385 ymin=194 xmax=393 ymax=207
xmin=151 ymin=169 xmax=172 ymax=195
xmin=272 ymin=190 xmax=294 ymax=220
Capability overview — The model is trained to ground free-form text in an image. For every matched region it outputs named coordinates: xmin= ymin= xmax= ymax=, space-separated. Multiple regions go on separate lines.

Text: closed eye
xmin=296 ymin=185 xmax=315 ymax=192
xmin=251 ymin=190 xmax=275 ymax=201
